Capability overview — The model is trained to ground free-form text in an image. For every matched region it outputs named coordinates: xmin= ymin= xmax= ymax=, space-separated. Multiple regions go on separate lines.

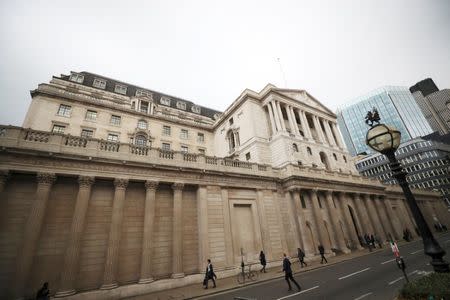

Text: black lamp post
xmin=365 ymin=111 xmax=449 ymax=273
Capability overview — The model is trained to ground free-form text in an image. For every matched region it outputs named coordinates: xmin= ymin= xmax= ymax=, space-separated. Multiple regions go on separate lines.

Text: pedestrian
xmin=259 ymin=250 xmax=267 ymax=273
xmin=282 ymin=253 xmax=301 ymax=292
xmin=36 ymin=282 xmax=50 ymax=300
xmin=297 ymin=248 xmax=307 ymax=268
xmin=203 ymin=259 xmax=216 ymax=289
xmin=370 ymin=234 xmax=375 ymax=249
xmin=318 ymin=245 xmax=327 ymax=264
xmin=374 ymin=234 xmax=382 ymax=248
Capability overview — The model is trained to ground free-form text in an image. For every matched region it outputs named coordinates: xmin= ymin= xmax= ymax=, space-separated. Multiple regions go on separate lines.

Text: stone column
xmin=383 ymin=198 xmax=402 ymax=240
xmin=299 ymin=110 xmax=313 ymax=140
xmin=101 ymin=178 xmax=128 ymax=289
xmin=270 ymin=101 xmax=282 ymax=132
xmin=293 ymin=190 xmax=314 ymax=255
xmin=331 ymin=123 xmax=344 ymax=148
xmin=276 ymin=101 xmax=286 ymax=131
xmin=286 ymin=191 xmax=301 ymax=250
xmin=309 ymin=189 xmax=331 ymax=253
xmin=338 ymin=193 xmax=363 ymax=250
xmin=324 ymin=121 xmax=337 ymax=147
xmin=13 ymin=172 xmax=56 ymax=299
xmin=56 ymin=176 xmax=95 ymax=297
xmin=289 ymin=107 xmax=301 ymax=136
xmin=266 ymin=104 xmax=277 ymax=134
xmin=325 ymin=191 xmax=350 ymax=253
xmin=313 ymin=116 xmax=326 ymax=143
xmin=0 ymin=170 xmax=9 ymax=193
xmin=352 ymin=193 xmax=374 ymax=235
xmin=373 ymin=196 xmax=394 ymax=242
xmin=256 ymin=189 xmax=272 ymax=258
xmin=221 ymin=188 xmax=234 ymax=269
xmin=171 ymin=182 xmax=184 ymax=278
xmin=197 ymin=185 xmax=209 ymax=271
xmin=274 ymin=189 xmax=289 ymax=256
xmin=139 ymin=180 xmax=159 ymax=284
xmin=364 ymin=194 xmax=386 ymax=241
xmin=285 ymin=105 xmax=296 ymax=135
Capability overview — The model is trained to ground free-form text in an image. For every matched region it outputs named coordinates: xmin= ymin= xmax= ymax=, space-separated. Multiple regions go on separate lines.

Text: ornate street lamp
xmin=365 ymin=108 xmax=449 ymax=273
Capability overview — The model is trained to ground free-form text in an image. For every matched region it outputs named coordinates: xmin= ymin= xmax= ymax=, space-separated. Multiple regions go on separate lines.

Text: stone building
xmin=0 ymin=72 xmax=447 ymax=300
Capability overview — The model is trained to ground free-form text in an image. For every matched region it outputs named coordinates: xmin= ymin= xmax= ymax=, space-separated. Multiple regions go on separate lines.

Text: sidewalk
xmin=125 ymin=247 xmax=387 ymax=300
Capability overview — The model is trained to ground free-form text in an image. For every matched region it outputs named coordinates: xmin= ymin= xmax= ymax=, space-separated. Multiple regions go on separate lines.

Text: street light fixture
xmin=365 ymin=108 xmax=449 ymax=273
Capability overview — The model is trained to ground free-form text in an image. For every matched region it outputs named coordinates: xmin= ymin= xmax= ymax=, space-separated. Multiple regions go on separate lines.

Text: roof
xmin=57 ymin=71 xmax=222 ymax=120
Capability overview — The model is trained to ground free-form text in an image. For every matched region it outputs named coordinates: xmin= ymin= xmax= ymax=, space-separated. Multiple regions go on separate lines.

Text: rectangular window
xmin=176 ymin=101 xmax=186 ymax=110
xmin=93 ymin=78 xmax=106 ymax=89
xmin=180 ymin=129 xmax=188 ymax=139
xmin=160 ymin=97 xmax=171 ymax=106
xmin=136 ymin=89 xmax=152 ymax=98
xmin=140 ymin=101 xmax=149 ymax=113
xmin=300 ymin=195 xmax=306 ymax=208
xmin=52 ymin=124 xmax=66 ymax=134
xmin=81 ymin=129 xmax=93 ymax=138
xmin=85 ymin=110 xmax=97 ymax=121
xmin=69 ymin=73 xmax=84 ymax=83
xmin=229 ymin=118 xmax=234 ymax=125
xmin=107 ymin=133 xmax=119 ymax=142
xmin=181 ymin=146 xmax=188 ymax=153
xmin=197 ymin=132 xmax=205 ymax=143
xmin=162 ymin=125 xmax=171 ymax=136
xmin=162 ymin=143 xmax=171 ymax=151
xmin=57 ymin=104 xmax=72 ymax=117
xmin=110 ymin=115 xmax=121 ymax=126
xmin=114 ymin=84 xmax=127 ymax=95
xmin=245 ymin=152 xmax=251 ymax=161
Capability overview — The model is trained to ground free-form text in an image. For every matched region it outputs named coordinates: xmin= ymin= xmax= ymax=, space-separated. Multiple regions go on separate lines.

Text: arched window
xmin=307 ymin=147 xmax=312 ymax=155
xmin=227 ymin=130 xmax=236 ymax=153
xmin=319 ymin=151 xmax=331 ymax=170
xmin=293 ymin=143 xmax=299 ymax=152
xmin=343 ymin=155 xmax=347 ymax=163
xmin=135 ymin=135 xmax=147 ymax=146
xmin=333 ymin=153 xmax=338 ymax=161
xmin=137 ymin=120 xmax=147 ymax=130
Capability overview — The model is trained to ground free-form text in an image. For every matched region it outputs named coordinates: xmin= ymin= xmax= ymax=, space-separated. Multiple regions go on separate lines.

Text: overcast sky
xmin=1 ymin=0 xmax=449 ymax=126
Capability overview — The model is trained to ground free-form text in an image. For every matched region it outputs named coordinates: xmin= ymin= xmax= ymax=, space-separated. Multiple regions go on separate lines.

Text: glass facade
xmin=337 ymin=86 xmax=433 ymax=156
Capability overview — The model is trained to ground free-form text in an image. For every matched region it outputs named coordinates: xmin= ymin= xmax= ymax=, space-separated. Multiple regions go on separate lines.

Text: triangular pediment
xmin=270 ymin=87 xmax=335 ymax=116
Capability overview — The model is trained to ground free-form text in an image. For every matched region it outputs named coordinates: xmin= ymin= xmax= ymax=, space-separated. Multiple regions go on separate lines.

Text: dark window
xmin=229 ymin=118 xmax=234 ymax=125
xmin=300 ymin=195 xmax=306 ymax=208
xmin=307 ymin=147 xmax=312 ymax=155
xmin=245 ymin=152 xmax=251 ymax=161
xmin=293 ymin=144 xmax=299 ymax=152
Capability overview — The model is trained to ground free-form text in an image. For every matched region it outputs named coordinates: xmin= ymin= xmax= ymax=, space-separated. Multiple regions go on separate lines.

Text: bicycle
xmin=236 ymin=263 xmax=259 ymax=284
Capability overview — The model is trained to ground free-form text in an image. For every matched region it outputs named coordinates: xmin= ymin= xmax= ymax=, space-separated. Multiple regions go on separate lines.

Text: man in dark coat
xmin=297 ymin=248 xmax=307 ymax=268
xmin=203 ymin=259 xmax=216 ymax=289
xmin=36 ymin=282 xmax=49 ymax=300
xmin=282 ymin=253 xmax=301 ymax=291
xmin=318 ymin=245 xmax=327 ymax=264
xmin=259 ymin=250 xmax=267 ymax=273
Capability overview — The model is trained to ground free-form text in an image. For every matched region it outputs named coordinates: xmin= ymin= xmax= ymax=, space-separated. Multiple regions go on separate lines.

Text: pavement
xmin=123 ymin=232 xmax=450 ymax=300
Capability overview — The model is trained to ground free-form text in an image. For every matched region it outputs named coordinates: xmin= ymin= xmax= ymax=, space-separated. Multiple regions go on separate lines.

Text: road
xmin=199 ymin=232 xmax=450 ymax=300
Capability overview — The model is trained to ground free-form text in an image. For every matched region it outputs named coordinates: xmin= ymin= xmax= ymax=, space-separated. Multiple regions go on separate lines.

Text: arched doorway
xmin=319 ymin=152 xmax=331 ymax=170
xmin=306 ymin=222 xmax=316 ymax=253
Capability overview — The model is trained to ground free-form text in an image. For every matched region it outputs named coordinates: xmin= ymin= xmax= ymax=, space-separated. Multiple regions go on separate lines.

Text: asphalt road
xmin=199 ymin=232 xmax=450 ymax=300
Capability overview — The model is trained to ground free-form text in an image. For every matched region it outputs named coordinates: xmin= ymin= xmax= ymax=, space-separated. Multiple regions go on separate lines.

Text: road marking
xmin=276 ymin=285 xmax=319 ymax=300
xmin=354 ymin=292 xmax=372 ymax=300
xmin=338 ymin=268 xmax=371 ymax=280
xmin=381 ymin=258 xmax=396 ymax=264
xmin=408 ymin=270 xmax=418 ymax=276
xmin=388 ymin=276 xmax=404 ymax=285
xmin=410 ymin=249 xmax=422 ymax=255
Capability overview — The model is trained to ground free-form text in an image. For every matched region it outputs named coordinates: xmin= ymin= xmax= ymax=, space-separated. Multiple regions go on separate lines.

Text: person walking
xmin=370 ymin=234 xmax=376 ymax=249
xmin=318 ymin=245 xmax=327 ymax=264
xmin=259 ymin=250 xmax=267 ymax=273
xmin=282 ymin=253 xmax=301 ymax=291
xmin=203 ymin=259 xmax=216 ymax=289
xmin=364 ymin=234 xmax=372 ymax=252
xmin=36 ymin=282 xmax=50 ymax=300
xmin=297 ymin=248 xmax=307 ymax=268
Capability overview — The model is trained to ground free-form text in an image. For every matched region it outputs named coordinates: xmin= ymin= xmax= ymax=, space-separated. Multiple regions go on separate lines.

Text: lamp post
xmin=365 ymin=109 xmax=449 ymax=273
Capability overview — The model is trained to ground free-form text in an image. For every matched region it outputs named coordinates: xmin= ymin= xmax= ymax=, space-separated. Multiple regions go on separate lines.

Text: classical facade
xmin=0 ymin=72 xmax=447 ymax=300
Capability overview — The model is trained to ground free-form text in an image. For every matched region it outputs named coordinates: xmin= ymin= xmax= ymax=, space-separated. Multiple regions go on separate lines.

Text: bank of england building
xmin=0 ymin=72 xmax=447 ymax=299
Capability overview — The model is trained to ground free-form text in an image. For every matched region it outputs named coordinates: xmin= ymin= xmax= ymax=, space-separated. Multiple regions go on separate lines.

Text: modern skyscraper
xmin=337 ymin=86 xmax=433 ymax=156
xmin=410 ymin=78 xmax=450 ymax=135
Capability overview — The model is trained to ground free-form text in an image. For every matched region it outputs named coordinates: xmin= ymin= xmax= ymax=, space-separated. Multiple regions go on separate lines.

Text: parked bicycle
xmin=236 ymin=263 xmax=258 ymax=284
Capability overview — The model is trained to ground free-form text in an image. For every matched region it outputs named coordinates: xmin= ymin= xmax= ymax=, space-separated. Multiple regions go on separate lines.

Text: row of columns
xmin=265 ymin=100 xmax=344 ymax=148
xmin=3 ymin=171 xmax=188 ymax=299
xmin=287 ymin=188 xmax=420 ymax=256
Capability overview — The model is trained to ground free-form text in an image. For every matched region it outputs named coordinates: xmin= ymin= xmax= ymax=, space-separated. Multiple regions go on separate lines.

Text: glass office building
xmin=337 ymin=86 xmax=433 ymax=156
